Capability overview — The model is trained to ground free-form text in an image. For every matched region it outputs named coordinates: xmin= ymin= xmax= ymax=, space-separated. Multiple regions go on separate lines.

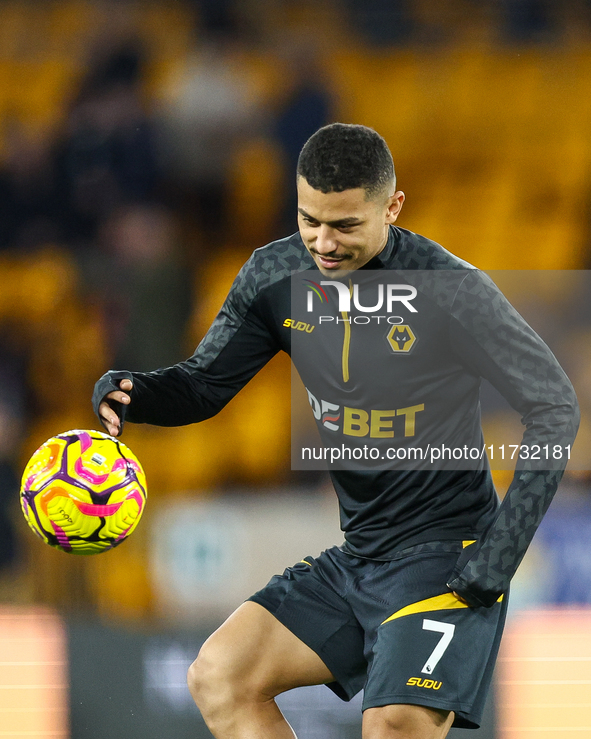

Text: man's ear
xmin=386 ymin=191 xmax=405 ymax=224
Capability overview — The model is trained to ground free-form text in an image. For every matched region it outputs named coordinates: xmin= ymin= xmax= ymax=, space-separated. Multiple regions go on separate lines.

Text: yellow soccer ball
xmin=20 ymin=430 xmax=147 ymax=555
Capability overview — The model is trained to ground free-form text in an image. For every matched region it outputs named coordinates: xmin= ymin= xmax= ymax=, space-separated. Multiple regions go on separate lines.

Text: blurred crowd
xmin=0 ymin=0 xmax=338 ymax=593
xmin=0 ymin=0 xmax=591 ymax=615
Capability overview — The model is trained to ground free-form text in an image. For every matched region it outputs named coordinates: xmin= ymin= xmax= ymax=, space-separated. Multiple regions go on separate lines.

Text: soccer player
xmin=93 ymin=123 xmax=579 ymax=739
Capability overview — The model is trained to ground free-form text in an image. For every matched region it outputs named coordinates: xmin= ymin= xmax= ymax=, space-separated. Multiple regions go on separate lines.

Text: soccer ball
xmin=20 ymin=429 xmax=147 ymax=555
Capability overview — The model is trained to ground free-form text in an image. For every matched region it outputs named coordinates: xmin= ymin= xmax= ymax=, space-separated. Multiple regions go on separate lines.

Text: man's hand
xmin=99 ymin=378 xmax=133 ymax=437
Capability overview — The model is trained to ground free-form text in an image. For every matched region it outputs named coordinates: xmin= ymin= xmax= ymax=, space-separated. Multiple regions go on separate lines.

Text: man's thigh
xmin=196 ymin=601 xmax=335 ymax=696
xmin=248 ymin=549 xmax=369 ymax=701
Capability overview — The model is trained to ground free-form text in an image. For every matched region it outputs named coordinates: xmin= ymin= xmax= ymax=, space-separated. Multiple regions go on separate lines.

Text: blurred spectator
xmin=497 ymin=0 xmax=559 ymax=43
xmin=89 ymin=204 xmax=193 ymax=372
xmin=343 ymin=0 xmax=414 ymax=46
xmin=191 ymin=0 xmax=241 ymax=37
xmin=53 ymin=41 xmax=159 ymax=246
xmin=0 ymin=348 xmax=27 ymax=570
xmin=272 ymin=43 xmax=334 ymax=236
xmin=156 ymin=38 xmax=260 ymax=244
xmin=0 ymin=123 xmax=61 ymax=252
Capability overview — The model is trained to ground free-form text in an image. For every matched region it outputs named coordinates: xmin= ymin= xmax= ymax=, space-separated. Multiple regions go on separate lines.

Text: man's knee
xmin=188 ymin=639 xmax=237 ymax=713
xmin=362 ymin=703 xmax=454 ymax=739
xmin=188 ymin=632 xmax=264 ymax=711
xmin=188 ymin=643 xmax=217 ymax=706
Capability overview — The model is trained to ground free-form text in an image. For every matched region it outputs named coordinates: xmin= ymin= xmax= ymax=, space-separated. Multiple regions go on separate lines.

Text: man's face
xmin=297 ymin=177 xmax=405 ymax=277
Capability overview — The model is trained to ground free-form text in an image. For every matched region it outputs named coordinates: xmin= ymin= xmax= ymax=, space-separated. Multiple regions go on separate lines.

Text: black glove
xmin=92 ymin=370 xmax=134 ymax=435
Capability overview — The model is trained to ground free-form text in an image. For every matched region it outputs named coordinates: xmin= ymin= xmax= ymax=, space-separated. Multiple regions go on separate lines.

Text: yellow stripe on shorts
xmin=381 ymin=591 xmax=504 ymax=625
xmin=381 ymin=592 xmax=469 ymax=625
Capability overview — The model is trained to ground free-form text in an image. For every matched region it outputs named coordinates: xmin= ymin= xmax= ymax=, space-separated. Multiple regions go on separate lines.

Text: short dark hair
xmin=297 ymin=123 xmax=395 ymax=198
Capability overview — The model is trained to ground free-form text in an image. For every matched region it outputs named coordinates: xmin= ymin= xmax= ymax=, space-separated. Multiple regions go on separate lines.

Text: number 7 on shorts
xmin=421 ymin=619 xmax=455 ymax=675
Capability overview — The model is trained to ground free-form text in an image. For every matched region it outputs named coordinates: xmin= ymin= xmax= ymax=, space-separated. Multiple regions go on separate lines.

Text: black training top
xmin=93 ymin=226 xmax=579 ymax=607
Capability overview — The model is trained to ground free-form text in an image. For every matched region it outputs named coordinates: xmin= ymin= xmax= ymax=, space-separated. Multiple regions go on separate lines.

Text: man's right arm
xmin=92 ymin=258 xmax=282 ymax=435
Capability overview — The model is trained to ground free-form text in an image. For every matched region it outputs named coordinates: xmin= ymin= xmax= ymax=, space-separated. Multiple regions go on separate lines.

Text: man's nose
xmin=315 ymin=225 xmax=338 ymax=254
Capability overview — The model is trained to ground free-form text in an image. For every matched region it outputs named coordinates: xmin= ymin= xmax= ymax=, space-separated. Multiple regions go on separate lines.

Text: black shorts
xmin=248 ymin=542 xmax=507 ymax=729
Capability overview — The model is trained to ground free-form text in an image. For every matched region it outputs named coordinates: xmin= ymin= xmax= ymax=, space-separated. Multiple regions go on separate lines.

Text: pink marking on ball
xmin=74 ymin=458 xmax=109 ymax=485
xmin=127 ymin=489 xmax=145 ymax=513
xmin=78 ymin=432 xmax=92 ymax=453
xmin=51 ymin=522 xmax=72 ymax=552
xmin=112 ymin=458 xmax=141 ymax=474
xmin=76 ymin=501 xmax=123 ymax=517
xmin=114 ymin=526 xmax=132 ymax=543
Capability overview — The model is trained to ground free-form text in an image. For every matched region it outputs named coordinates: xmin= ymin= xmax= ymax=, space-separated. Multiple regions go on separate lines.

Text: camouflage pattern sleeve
xmin=91 ymin=233 xmax=307 ymax=429
xmin=92 ymin=256 xmax=281 ymax=427
xmin=445 ymin=271 xmax=580 ymax=607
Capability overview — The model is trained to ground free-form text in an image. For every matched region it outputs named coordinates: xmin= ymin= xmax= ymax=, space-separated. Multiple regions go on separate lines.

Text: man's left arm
xmin=445 ymin=271 xmax=580 ymax=607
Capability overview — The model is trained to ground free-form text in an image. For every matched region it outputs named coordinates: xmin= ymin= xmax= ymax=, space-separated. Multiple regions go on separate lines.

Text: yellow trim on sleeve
xmin=299 ymin=559 xmax=312 ymax=566
xmin=462 ymin=540 xmax=476 ymax=548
